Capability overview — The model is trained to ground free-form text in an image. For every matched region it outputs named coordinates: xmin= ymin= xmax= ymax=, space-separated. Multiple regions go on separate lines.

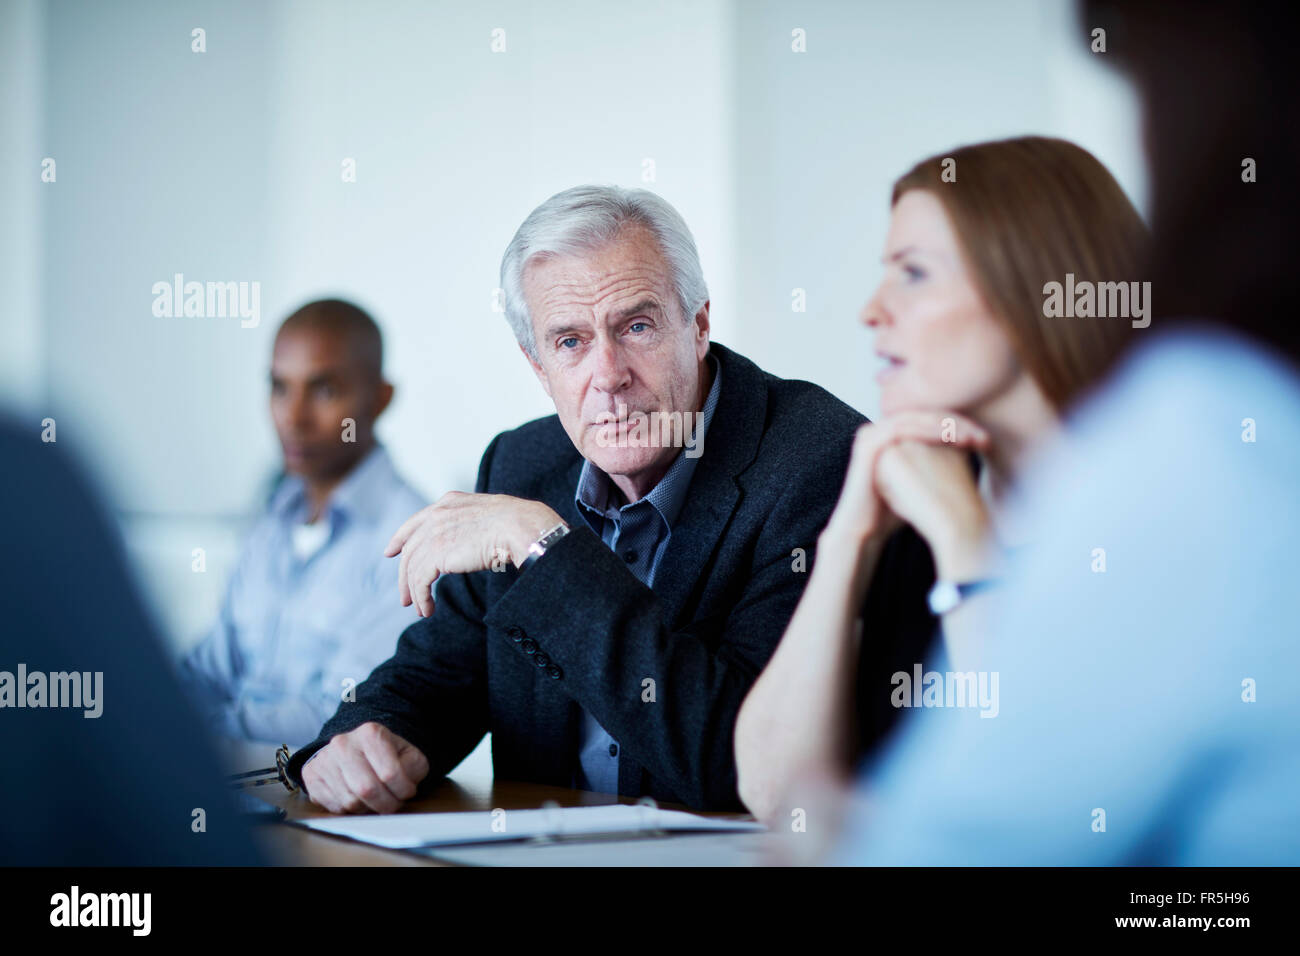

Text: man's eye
xmin=903 ymin=264 xmax=925 ymax=281
xmin=628 ymin=321 xmax=649 ymax=334
xmin=559 ymin=337 xmax=579 ymax=349
xmin=314 ymin=385 xmax=335 ymax=399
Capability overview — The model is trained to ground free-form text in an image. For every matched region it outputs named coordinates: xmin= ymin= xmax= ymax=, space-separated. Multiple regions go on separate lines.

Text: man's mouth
xmin=590 ymin=407 xmax=649 ymax=427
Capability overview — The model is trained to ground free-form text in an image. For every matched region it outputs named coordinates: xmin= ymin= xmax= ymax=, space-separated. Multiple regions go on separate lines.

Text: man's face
xmin=522 ymin=226 xmax=710 ymax=486
xmin=269 ymin=326 xmax=379 ymax=484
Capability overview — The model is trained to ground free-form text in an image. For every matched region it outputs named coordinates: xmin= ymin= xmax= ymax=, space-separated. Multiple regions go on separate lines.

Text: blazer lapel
xmin=650 ymin=342 xmax=768 ymax=628
xmin=519 ymin=342 xmax=768 ymax=789
xmin=533 ymin=342 xmax=768 ymax=629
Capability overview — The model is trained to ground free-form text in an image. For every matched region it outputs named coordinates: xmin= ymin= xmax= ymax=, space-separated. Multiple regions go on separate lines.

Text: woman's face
xmin=863 ymin=190 xmax=1023 ymax=418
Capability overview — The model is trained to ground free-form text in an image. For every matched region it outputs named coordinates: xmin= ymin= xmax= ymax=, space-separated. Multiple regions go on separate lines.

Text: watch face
xmin=928 ymin=581 xmax=960 ymax=616
xmin=528 ymin=524 xmax=569 ymax=560
xmin=541 ymin=524 xmax=570 ymax=548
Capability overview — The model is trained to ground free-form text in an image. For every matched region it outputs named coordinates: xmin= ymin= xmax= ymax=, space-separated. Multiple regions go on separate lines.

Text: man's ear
xmin=521 ymin=343 xmax=553 ymax=399
xmin=372 ymin=380 xmax=395 ymax=419
xmin=693 ymin=300 xmax=711 ymax=359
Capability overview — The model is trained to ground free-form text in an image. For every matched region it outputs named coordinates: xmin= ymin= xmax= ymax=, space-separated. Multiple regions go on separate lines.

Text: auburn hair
xmin=891 ymin=136 xmax=1149 ymax=411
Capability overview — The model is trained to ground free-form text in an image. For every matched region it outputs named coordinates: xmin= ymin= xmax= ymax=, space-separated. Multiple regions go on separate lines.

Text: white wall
xmin=258 ymin=0 xmax=739 ymax=504
xmin=27 ymin=0 xmax=738 ymax=649
xmin=729 ymin=0 xmax=1146 ymax=421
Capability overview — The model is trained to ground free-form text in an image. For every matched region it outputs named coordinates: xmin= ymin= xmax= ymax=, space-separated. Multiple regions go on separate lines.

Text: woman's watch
xmin=519 ymin=522 xmax=570 ymax=573
xmin=926 ymin=578 xmax=997 ymax=616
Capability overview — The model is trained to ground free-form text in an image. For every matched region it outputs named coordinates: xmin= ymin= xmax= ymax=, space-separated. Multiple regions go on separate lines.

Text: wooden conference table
xmin=224 ymin=739 xmax=759 ymax=866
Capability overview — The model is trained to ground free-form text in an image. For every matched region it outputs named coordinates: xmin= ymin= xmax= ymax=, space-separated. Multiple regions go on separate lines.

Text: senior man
xmin=286 ymin=185 xmax=866 ymax=812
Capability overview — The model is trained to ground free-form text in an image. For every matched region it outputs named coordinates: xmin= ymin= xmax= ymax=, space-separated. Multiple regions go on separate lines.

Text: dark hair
xmin=277 ymin=298 xmax=384 ymax=380
xmin=1081 ymin=1 xmax=1299 ymax=364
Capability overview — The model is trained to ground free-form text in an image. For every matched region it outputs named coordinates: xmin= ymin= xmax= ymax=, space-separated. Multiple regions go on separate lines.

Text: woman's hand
xmin=874 ymin=437 xmax=992 ymax=580
xmin=823 ymin=411 xmax=988 ymax=551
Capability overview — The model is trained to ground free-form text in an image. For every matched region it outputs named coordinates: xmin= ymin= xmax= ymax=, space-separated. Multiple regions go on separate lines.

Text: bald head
xmin=276 ymin=298 xmax=384 ymax=383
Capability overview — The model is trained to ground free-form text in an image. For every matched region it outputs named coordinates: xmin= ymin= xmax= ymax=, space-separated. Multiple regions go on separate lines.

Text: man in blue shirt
xmin=178 ymin=299 xmax=425 ymax=746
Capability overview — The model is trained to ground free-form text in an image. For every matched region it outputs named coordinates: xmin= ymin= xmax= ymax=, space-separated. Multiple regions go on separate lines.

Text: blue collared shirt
xmin=178 ymin=444 xmax=426 ymax=746
xmin=570 ymin=352 xmax=722 ymax=793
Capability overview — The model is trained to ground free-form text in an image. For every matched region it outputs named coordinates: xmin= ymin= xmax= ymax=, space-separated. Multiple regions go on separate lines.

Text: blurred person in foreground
xmin=0 ymin=420 xmax=260 ymax=865
xmin=797 ymin=1 xmax=1299 ymax=865
xmin=178 ymin=299 xmax=425 ymax=746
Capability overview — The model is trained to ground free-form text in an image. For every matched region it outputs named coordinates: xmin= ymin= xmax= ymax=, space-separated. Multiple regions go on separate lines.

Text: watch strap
xmin=519 ymin=522 xmax=570 ymax=573
xmin=927 ymin=578 xmax=997 ymax=616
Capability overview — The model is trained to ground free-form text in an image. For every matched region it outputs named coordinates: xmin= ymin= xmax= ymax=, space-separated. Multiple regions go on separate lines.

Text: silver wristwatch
xmin=926 ymin=578 xmax=997 ymax=616
xmin=520 ymin=522 xmax=570 ymax=572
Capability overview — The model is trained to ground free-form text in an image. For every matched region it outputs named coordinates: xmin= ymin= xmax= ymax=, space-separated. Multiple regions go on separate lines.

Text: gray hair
xmin=500 ymin=185 xmax=709 ymax=360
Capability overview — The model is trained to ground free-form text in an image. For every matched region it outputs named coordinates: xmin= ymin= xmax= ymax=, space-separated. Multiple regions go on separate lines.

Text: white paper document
xmin=422 ymin=831 xmax=776 ymax=867
xmin=295 ymin=804 xmax=766 ymax=849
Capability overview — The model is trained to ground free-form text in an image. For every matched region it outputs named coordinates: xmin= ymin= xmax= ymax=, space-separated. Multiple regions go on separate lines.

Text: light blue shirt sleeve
xmin=834 ymin=328 xmax=1300 ymax=865
xmin=177 ymin=557 xmax=246 ymax=726
xmin=178 ymin=446 xmax=426 ymax=747
xmin=213 ymin=558 xmax=425 ymax=747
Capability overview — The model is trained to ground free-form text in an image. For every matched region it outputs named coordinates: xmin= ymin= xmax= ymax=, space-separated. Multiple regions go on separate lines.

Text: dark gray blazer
xmin=287 ymin=341 xmax=866 ymax=810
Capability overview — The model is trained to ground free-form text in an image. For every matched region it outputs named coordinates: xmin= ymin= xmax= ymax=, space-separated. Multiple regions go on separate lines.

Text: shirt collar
xmin=574 ymin=350 xmax=722 ymax=532
xmin=268 ymin=444 xmax=396 ymax=527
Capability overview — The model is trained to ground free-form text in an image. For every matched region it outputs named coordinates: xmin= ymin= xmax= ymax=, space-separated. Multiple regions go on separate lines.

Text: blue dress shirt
xmin=570 ymin=352 xmax=722 ymax=793
xmin=178 ymin=444 xmax=426 ymax=746
xmin=834 ymin=326 xmax=1300 ymax=864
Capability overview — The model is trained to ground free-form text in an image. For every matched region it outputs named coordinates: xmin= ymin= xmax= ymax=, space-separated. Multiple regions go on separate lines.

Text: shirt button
xmin=520 ymin=638 xmax=538 ymax=655
xmin=505 ymin=626 xmax=523 ymax=641
xmin=623 ymin=550 xmax=637 ymax=563
xmin=546 ymin=664 xmax=563 ymax=680
xmin=534 ymin=652 xmax=551 ymax=668
xmin=608 ymin=743 xmax=619 ymax=757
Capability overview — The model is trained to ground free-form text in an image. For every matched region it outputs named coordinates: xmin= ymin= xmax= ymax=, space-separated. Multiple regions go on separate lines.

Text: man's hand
xmin=384 ymin=492 xmax=563 ymax=617
xmin=300 ymin=722 xmax=431 ymax=814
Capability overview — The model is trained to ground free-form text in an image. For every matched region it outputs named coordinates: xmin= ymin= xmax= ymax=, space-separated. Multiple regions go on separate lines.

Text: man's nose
xmin=285 ymin=392 xmax=313 ymax=430
xmin=590 ymin=337 xmax=632 ymax=394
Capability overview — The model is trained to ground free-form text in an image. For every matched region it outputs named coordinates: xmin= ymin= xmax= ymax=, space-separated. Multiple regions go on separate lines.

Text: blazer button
xmin=534 ymin=652 xmax=551 ymax=668
xmin=520 ymin=638 xmax=538 ymax=655
xmin=546 ymin=664 xmax=563 ymax=680
xmin=505 ymin=626 xmax=522 ymax=641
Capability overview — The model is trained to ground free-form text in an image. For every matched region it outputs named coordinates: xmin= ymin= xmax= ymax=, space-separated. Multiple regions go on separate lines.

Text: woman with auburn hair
xmin=734 ymin=135 xmax=1148 ymax=824
xmin=808 ymin=1 xmax=1300 ymax=869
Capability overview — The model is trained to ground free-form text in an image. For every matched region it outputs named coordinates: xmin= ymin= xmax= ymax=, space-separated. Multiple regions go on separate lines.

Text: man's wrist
xmin=503 ymin=502 xmax=563 ymax=568
xmin=511 ymin=509 xmax=568 ymax=570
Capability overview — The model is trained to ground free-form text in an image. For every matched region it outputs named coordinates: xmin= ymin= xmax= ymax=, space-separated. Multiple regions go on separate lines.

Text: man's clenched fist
xmin=300 ymin=722 xmax=430 ymax=814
